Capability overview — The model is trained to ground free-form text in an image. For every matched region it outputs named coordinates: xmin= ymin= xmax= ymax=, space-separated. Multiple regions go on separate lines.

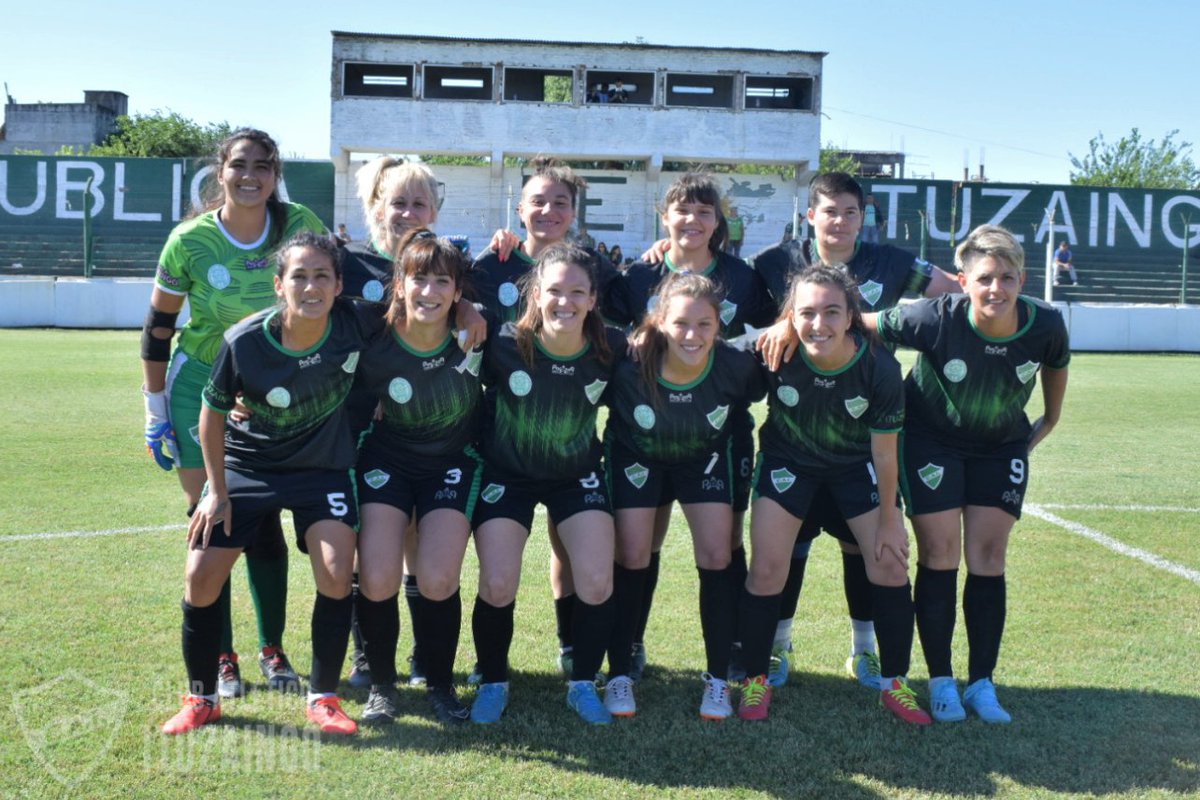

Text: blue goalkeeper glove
xmin=143 ymin=385 xmax=178 ymax=471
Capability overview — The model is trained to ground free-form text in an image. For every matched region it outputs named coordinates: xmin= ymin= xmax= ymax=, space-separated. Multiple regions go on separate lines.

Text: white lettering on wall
xmin=56 ymin=161 xmax=104 ymax=219
xmin=1108 ymin=193 xmax=1152 ymax=248
xmin=1160 ymin=195 xmax=1200 ymax=249
xmin=0 ymin=160 xmax=46 ymax=215
xmin=925 ymin=186 xmax=970 ymax=241
xmin=981 ymin=188 xmax=1031 ymax=242
xmin=113 ymin=163 xmax=162 ymax=222
xmin=871 ymin=184 xmax=917 ymax=239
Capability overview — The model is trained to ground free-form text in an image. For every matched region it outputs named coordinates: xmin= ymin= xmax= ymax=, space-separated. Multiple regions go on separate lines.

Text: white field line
xmin=0 ymin=523 xmax=187 ymax=543
xmin=1036 ymin=503 xmax=1200 ymax=514
xmin=1025 ymin=503 xmax=1200 ymax=586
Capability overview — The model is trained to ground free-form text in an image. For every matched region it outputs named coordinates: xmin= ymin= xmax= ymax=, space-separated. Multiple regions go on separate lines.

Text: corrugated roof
xmin=330 ymin=31 xmax=826 ymax=59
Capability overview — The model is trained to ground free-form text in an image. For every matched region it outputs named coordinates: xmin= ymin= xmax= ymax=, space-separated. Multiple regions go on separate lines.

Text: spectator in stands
xmin=726 ymin=206 xmax=746 ymax=257
xmin=611 ymin=80 xmax=629 ymax=103
xmin=597 ymin=242 xmax=609 ymax=260
xmin=588 ymin=83 xmax=609 ymax=103
xmin=862 ymin=195 xmax=885 ymax=244
xmin=609 ymin=244 xmax=624 ymax=266
xmin=1053 ymin=241 xmax=1078 ymax=286
xmin=576 ymin=226 xmax=596 ymax=250
xmin=336 ymin=223 xmax=352 ymax=246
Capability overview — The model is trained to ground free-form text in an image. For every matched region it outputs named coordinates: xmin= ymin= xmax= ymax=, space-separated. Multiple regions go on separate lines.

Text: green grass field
xmin=0 ymin=330 xmax=1197 ymax=799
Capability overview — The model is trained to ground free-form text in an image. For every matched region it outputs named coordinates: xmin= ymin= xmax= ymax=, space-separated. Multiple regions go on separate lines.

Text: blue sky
xmin=4 ymin=0 xmax=1195 ymax=185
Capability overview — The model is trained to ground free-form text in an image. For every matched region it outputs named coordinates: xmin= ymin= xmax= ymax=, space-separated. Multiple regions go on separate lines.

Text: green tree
xmin=544 ymin=75 xmax=572 ymax=103
xmin=1069 ymin=128 xmax=1200 ymax=189
xmin=88 ymin=111 xmax=232 ymax=158
xmin=819 ymin=144 xmax=862 ymax=175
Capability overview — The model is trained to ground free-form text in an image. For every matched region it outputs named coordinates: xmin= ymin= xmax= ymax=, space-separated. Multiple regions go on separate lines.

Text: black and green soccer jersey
xmin=356 ymin=328 xmax=484 ymax=458
xmin=154 ymin=203 xmax=326 ymax=365
xmin=339 ymin=239 xmax=393 ymax=304
xmin=481 ymin=323 xmax=626 ymax=481
xmin=202 ymin=297 xmax=380 ymax=472
xmin=604 ymin=340 xmax=766 ymax=465
xmin=751 ymin=239 xmax=934 ymax=312
xmin=469 ymin=244 xmax=621 ymax=325
xmin=610 ymin=252 xmax=776 ymax=335
xmin=759 ymin=333 xmax=904 ymax=469
xmin=876 ymin=294 xmax=1070 ymax=447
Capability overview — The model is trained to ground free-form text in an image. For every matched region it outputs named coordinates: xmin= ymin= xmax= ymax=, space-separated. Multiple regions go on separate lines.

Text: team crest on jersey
xmin=777 ymin=385 xmax=800 ymax=407
xmin=844 ymin=396 xmax=869 ymax=419
xmin=266 ymin=387 xmax=291 ymax=408
xmin=481 ymin=483 xmax=506 ymax=504
xmin=1015 ymin=360 xmax=1040 ymax=384
xmin=584 ymin=379 xmax=608 ymax=405
xmin=363 ymin=469 xmax=391 ymax=490
xmin=719 ymin=300 xmax=737 ymax=326
xmin=634 ymin=404 xmax=656 ymax=430
xmin=770 ymin=468 xmax=796 ymax=493
xmin=189 ymin=424 xmax=200 ymax=445
xmin=918 ymin=463 xmax=945 ymax=490
xmin=207 ymin=264 xmax=232 ymax=290
xmin=499 ymin=282 xmax=520 ymax=307
xmin=362 ymin=280 xmax=385 ymax=302
xmin=943 ymin=359 xmax=968 ymax=383
xmin=389 ymin=378 xmax=413 ymax=404
xmin=706 ymin=405 xmax=730 ymax=430
xmin=625 ymin=463 xmax=649 ymax=489
xmin=455 ymin=348 xmax=484 ymax=377
xmin=858 ymin=280 xmax=883 ymax=307
xmin=342 ymin=351 xmax=360 ymax=373
xmin=509 ymin=370 xmax=533 ymax=397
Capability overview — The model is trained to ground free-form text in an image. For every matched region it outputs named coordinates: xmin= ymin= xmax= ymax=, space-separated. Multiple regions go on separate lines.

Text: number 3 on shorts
xmin=579 ymin=472 xmax=601 ymax=489
xmin=327 ymin=492 xmax=349 ymax=517
xmin=1009 ymin=459 xmax=1025 ymax=485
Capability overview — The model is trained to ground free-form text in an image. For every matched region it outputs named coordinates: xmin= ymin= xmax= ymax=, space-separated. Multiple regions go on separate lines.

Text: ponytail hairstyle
xmin=632 ymin=271 xmax=724 ymax=407
xmin=781 ymin=264 xmax=870 ymax=340
xmin=523 ymin=156 xmax=588 ymax=209
xmin=355 ymin=156 xmax=441 ymax=250
xmin=661 ymin=173 xmax=729 ymax=255
xmin=199 ymin=128 xmax=288 ymax=249
xmin=385 ymin=228 xmax=467 ymax=329
xmin=514 ymin=243 xmax=611 ymax=367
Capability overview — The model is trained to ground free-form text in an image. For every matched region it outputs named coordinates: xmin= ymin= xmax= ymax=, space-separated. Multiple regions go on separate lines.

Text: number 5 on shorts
xmin=327 ymin=492 xmax=349 ymax=517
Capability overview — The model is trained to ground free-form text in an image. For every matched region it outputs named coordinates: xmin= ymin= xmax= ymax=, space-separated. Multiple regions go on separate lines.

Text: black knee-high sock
xmin=349 ymin=573 xmax=365 ymax=658
xmin=182 ymin=598 xmax=223 ymax=697
xmin=217 ymin=577 xmax=234 ymax=654
xmin=915 ymin=565 xmax=958 ymax=679
xmin=355 ymin=592 xmax=399 ymax=686
xmin=245 ymin=511 xmax=288 ymax=649
xmin=633 ymin=551 xmax=661 ymax=644
xmin=843 ymin=550 xmax=874 ymax=622
xmin=418 ymin=591 xmax=461 ymax=689
xmin=472 ymin=596 xmax=514 ymax=684
xmin=698 ymin=567 xmax=736 ymax=678
xmin=570 ymin=595 xmax=615 ymax=682
xmin=404 ymin=574 xmax=421 ymax=657
xmin=310 ymin=592 xmax=353 ymax=694
xmin=871 ymin=582 xmax=915 ymax=679
xmin=777 ymin=552 xmax=809 ymax=621
xmin=736 ymin=587 xmax=783 ymax=678
xmin=555 ymin=594 xmax=576 ymax=651
xmin=729 ymin=546 xmax=748 ymax=594
xmin=609 ymin=563 xmax=648 ymax=677
xmin=964 ymin=573 xmax=1006 ymax=684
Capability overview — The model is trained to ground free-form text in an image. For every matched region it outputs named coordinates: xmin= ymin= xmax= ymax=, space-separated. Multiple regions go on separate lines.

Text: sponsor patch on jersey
xmin=481 ymin=483 xmax=506 ymax=504
xmin=844 ymin=395 xmax=869 ymax=419
xmin=770 ymin=468 xmax=796 ymax=493
xmin=499 ymin=282 xmax=520 ymax=307
xmin=456 ymin=348 xmax=484 ymax=377
xmin=719 ymin=299 xmax=737 ymax=326
xmin=706 ymin=405 xmax=730 ymax=430
xmin=943 ymin=359 xmax=968 ymax=383
xmin=777 ymin=385 xmax=800 ymax=407
xmin=245 ymin=257 xmax=268 ymax=271
xmin=1015 ymin=360 xmax=1040 ymax=384
xmin=266 ymin=387 xmax=291 ymax=408
xmin=207 ymin=264 xmax=232 ymax=290
xmin=918 ymin=463 xmax=944 ymax=490
xmin=389 ymin=377 xmax=413 ymax=404
xmin=362 ymin=280 xmax=385 ymax=303
xmin=625 ymin=463 xmax=649 ymax=489
xmin=634 ymin=404 xmax=656 ymax=430
xmin=858 ymin=280 xmax=883 ymax=307
xmin=342 ymin=351 xmax=360 ymax=373
xmin=156 ymin=265 xmax=182 ymax=288
xmin=584 ymin=379 xmax=607 ymax=405
xmin=363 ymin=469 xmax=391 ymax=490
xmin=509 ymin=370 xmax=532 ymax=397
